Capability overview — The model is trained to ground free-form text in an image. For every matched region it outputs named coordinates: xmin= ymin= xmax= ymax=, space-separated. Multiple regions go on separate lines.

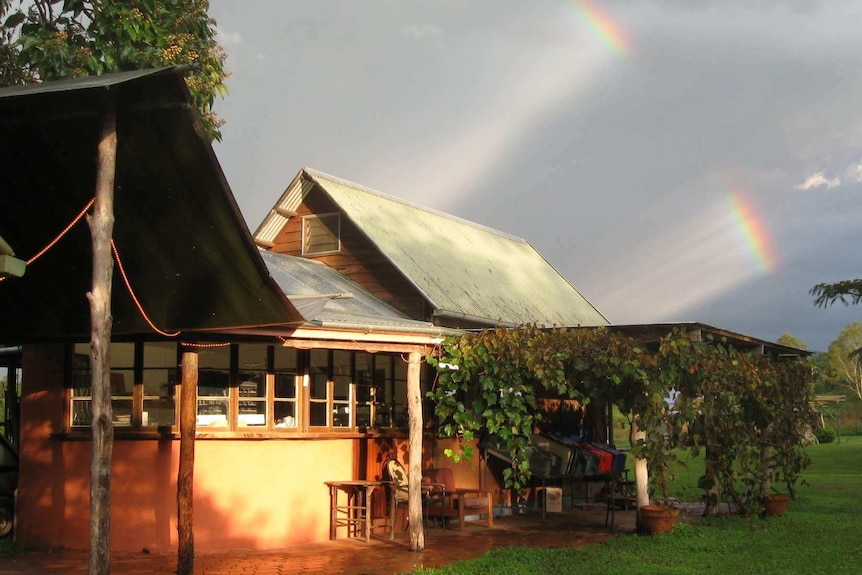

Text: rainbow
xmin=567 ymin=0 xmax=632 ymax=57
xmin=727 ymin=191 xmax=778 ymax=274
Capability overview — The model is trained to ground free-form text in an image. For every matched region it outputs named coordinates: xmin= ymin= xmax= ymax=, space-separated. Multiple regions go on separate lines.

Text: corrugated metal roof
xmin=255 ymin=168 xmax=608 ymax=328
xmin=259 ymin=249 xmax=440 ymax=330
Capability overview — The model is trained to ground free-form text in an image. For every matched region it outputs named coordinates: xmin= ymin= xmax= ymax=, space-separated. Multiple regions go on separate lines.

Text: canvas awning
xmin=0 ymin=68 xmax=302 ymax=341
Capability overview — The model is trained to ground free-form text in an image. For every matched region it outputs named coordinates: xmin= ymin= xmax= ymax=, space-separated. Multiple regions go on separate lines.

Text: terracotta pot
xmin=639 ymin=504 xmax=680 ymax=534
xmin=763 ymin=494 xmax=790 ymax=517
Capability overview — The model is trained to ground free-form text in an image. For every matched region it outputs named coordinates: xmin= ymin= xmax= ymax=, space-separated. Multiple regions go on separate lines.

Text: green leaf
xmin=4 ymin=11 xmax=25 ymax=28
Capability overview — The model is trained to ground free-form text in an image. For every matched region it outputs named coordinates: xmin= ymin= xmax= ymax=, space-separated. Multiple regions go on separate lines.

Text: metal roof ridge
xmin=0 ymin=65 xmax=188 ymax=99
xmin=302 ymin=167 xmax=529 ymax=244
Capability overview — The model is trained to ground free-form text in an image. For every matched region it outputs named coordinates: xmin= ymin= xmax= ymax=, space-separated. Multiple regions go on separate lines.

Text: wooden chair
xmin=422 ymin=467 xmax=494 ymax=530
xmin=384 ymin=458 xmax=409 ymax=537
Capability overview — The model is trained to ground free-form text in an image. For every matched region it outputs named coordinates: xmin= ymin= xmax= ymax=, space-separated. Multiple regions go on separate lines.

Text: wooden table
xmin=324 ymin=480 xmax=391 ymax=542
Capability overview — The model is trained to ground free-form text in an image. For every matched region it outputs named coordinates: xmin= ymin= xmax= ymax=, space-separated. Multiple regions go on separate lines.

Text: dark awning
xmin=0 ymin=67 xmax=302 ymax=341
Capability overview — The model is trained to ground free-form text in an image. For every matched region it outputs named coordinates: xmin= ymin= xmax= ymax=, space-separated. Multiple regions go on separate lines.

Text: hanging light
xmin=0 ymin=234 xmax=26 ymax=278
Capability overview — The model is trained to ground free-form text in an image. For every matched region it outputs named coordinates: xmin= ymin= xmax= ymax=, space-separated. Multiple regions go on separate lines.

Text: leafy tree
xmin=428 ymin=327 xmax=813 ymax=515
xmin=810 ymin=278 xmax=862 ymax=308
xmin=0 ymin=0 xmax=227 ymax=140
xmin=776 ymin=332 xmax=807 ymax=350
xmin=824 ymin=321 xmax=862 ymax=400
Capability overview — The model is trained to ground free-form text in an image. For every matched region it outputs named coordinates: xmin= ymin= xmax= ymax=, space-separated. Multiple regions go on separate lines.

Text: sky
xmin=208 ymin=0 xmax=862 ymax=352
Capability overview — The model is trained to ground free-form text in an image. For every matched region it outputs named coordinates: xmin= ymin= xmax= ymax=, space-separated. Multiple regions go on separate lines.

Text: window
xmin=273 ymin=347 xmax=298 ymax=428
xmin=309 ymin=349 xmax=330 ymax=427
xmin=68 ymin=341 xmax=421 ymax=434
xmin=354 ymin=353 xmax=375 ymax=429
xmin=196 ymin=345 xmax=231 ymax=428
xmin=302 ymin=213 xmax=340 ymax=255
xmin=69 ymin=342 xmax=177 ymax=429
xmin=238 ymin=344 xmax=267 ymax=427
xmin=142 ymin=342 xmax=178 ymax=427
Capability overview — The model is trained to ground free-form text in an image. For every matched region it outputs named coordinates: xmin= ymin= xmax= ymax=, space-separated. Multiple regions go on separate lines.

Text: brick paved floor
xmin=0 ymin=505 xmax=636 ymax=575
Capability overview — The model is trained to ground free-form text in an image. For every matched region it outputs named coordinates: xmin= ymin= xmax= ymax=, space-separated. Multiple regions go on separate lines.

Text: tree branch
xmin=810 ymin=279 xmax=862 ymax=308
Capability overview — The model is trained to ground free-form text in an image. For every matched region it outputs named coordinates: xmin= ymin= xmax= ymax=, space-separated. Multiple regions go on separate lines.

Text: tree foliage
xmin=1 ymin=0 xmax=227 ymax=140
xmin=810 ymin=279 xmax=862 ymax=308
xmin=823 ymin=321 xmax=862 ymax=400
xmin=776 ymin=332 xmax=807 ymax=350
xmin=428 ymin=326 xmax=815 ymax=515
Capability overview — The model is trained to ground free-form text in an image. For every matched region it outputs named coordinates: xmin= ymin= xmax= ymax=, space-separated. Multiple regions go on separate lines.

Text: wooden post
xmin=86 ymin=89 xmax=117 ymax=575
xmin=177 ymin=350 xmax=198 ymax=575
xmin=760 ymin=427 xmax=773 ymax=499
xmin=631 ymin=417 xmax=649 ymax=510
xmin=406 ymin=351 xmax=424 ymax=551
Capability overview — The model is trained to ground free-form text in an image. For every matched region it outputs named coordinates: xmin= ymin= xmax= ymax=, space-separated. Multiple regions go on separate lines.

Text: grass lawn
xmin=411 ymin=436 xmax=862 ymax=575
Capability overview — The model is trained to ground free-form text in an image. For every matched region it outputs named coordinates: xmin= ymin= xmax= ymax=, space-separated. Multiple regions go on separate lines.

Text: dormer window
xmin=302 ymin=213 xmax=341 ymax=255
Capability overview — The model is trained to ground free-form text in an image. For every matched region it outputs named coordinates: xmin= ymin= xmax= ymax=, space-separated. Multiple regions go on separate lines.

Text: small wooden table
xmin=324 ymin=480 xmax=391 ymax=542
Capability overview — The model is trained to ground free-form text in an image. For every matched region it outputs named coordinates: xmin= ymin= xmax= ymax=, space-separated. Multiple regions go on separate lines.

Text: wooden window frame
xmin=301 ymin=212 xmax=341 ymax=255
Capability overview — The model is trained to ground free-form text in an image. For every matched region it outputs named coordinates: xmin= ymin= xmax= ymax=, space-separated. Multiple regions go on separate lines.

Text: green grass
xmin=411 ymin=437 xmax=862 ymax=575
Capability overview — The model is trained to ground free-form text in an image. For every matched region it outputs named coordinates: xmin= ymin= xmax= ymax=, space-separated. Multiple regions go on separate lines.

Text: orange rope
xmin=29 ymin=197 xmax=96 ymax=264
xmin=111 ymin=239 xmax=181 ymax=338
xmin=0 ymin=197 xmax=95 ymax=283
xmin=3 ymin=197 xmax=183 ymax=339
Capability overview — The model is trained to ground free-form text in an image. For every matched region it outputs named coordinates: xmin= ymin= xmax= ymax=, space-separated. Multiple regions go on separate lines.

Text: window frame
xmin=66 ymin=341 xmax=419 ymax=436
xmin=68 ymin=341 xmax=179 ymax=431
xmin=301 ymin=212 xmax=341 ymax=255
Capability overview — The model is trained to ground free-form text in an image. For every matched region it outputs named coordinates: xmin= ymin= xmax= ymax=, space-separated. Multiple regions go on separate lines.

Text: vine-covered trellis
xmin=427 ymin=325 xmax=814 ymax=515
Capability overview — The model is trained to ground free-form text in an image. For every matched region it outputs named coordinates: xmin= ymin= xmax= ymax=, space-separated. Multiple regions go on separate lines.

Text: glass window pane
xmin=333 ymin=350 xmax=350 ymax=401
xmin=143 ymin=398 xmax=176 ymax=427
xmin=71 ymin=345 xmax=91 ymax=396
xmin=72 ymin=399 xmax=91 ymax=426
xmin=238 ymin=401 xmax=266 ymax=426
xmin=274 ymin=402 xmax=297 ymax=428
xmin=239 ymin=343 xmax=267 ymax=370
xmin=310 ymin=349 xmax=328 ymax=400
xmin=274 ymin=346 xmax=297 ymax=371
xmin=111 ymin=342 xmax=135 ymax=368
xmin=144 ymin=342 xmax=176 ymax=368
xmin=356 ymin=404 xmax=372 ymax=428
xmin=142 ymin=368 xmax=177 ymax=398
xmin=197 ymin=345 xmax=231 ymax=370
xmin=112 ymin=399 xmax=133 ymax=426
xmin=110 ymin=369 xmax=134 ymax=396
xmin=310 ymin=402 xmax=328 ymax=426
xmin=332 ymin=404 xmax=350 ymax=427
xmin=197 ymin=345 xmax=231 ymax=428
xmin=275 ymin=373 xmax=296 ymax=399
xmin=393 ymin=359 xmax=408 ymax=427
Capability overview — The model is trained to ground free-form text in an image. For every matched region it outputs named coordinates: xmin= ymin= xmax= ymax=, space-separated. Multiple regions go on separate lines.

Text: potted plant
xmin=762 ymin=491 xmax=790 ymax=517
xmin=632 ymin=391 xmax=683 ymax=535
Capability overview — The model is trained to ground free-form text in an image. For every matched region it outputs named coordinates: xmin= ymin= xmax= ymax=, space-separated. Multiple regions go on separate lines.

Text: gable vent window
xmin=302 ymin=213 xmax=341 ymax=255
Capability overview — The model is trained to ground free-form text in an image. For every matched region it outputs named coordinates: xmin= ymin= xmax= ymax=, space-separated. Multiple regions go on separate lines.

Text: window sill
xmin=52 ymin=428 xmax=422 ymax=441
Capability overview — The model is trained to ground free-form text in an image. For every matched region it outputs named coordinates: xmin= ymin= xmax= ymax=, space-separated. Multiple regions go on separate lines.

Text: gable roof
xmin=259 ymin=249 xmax=451 ymax=334
xmin=0 ymin=67 xmax=302 ymax=341
xmin=254 ymin=168 xmax=609 ymax=328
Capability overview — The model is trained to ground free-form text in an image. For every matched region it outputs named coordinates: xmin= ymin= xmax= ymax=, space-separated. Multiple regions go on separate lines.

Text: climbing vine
xmin=427 ymin=326 xmax=815 ymax=515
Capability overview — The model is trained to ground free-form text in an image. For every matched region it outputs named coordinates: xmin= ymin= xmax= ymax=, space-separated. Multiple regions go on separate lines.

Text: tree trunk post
xmin=406 ymin=351 xmax=424 ymax=551
xmin=87 ymin=90 xmax=117 ymax=575
xmin=177 ymin=350 xmax=198 ymax=575
xmin=704 ymin=445 xmax=721 ymax=516
xmin=631 ymin=416 xmax=649 ymax=509
xmin=760 ymin=426 xmax=773 ymax=499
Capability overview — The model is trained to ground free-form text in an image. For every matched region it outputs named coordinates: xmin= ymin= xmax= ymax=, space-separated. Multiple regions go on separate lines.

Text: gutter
xmin=432 ymin=309 xmax=518 ymax=329
xmin=306 ymin=320 xmax=462 ymax=338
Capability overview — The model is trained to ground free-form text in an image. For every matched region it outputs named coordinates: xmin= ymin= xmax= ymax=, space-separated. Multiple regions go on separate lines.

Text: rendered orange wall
xmin=17 ymin=345 xmax=362 ymax=552
xmin=16 ymin=345 xmax=491 ymax=551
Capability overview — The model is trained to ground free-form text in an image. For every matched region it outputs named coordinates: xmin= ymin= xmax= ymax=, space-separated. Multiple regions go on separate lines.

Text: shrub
xmin=816 ymin=426 xmax=837 ymax=443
